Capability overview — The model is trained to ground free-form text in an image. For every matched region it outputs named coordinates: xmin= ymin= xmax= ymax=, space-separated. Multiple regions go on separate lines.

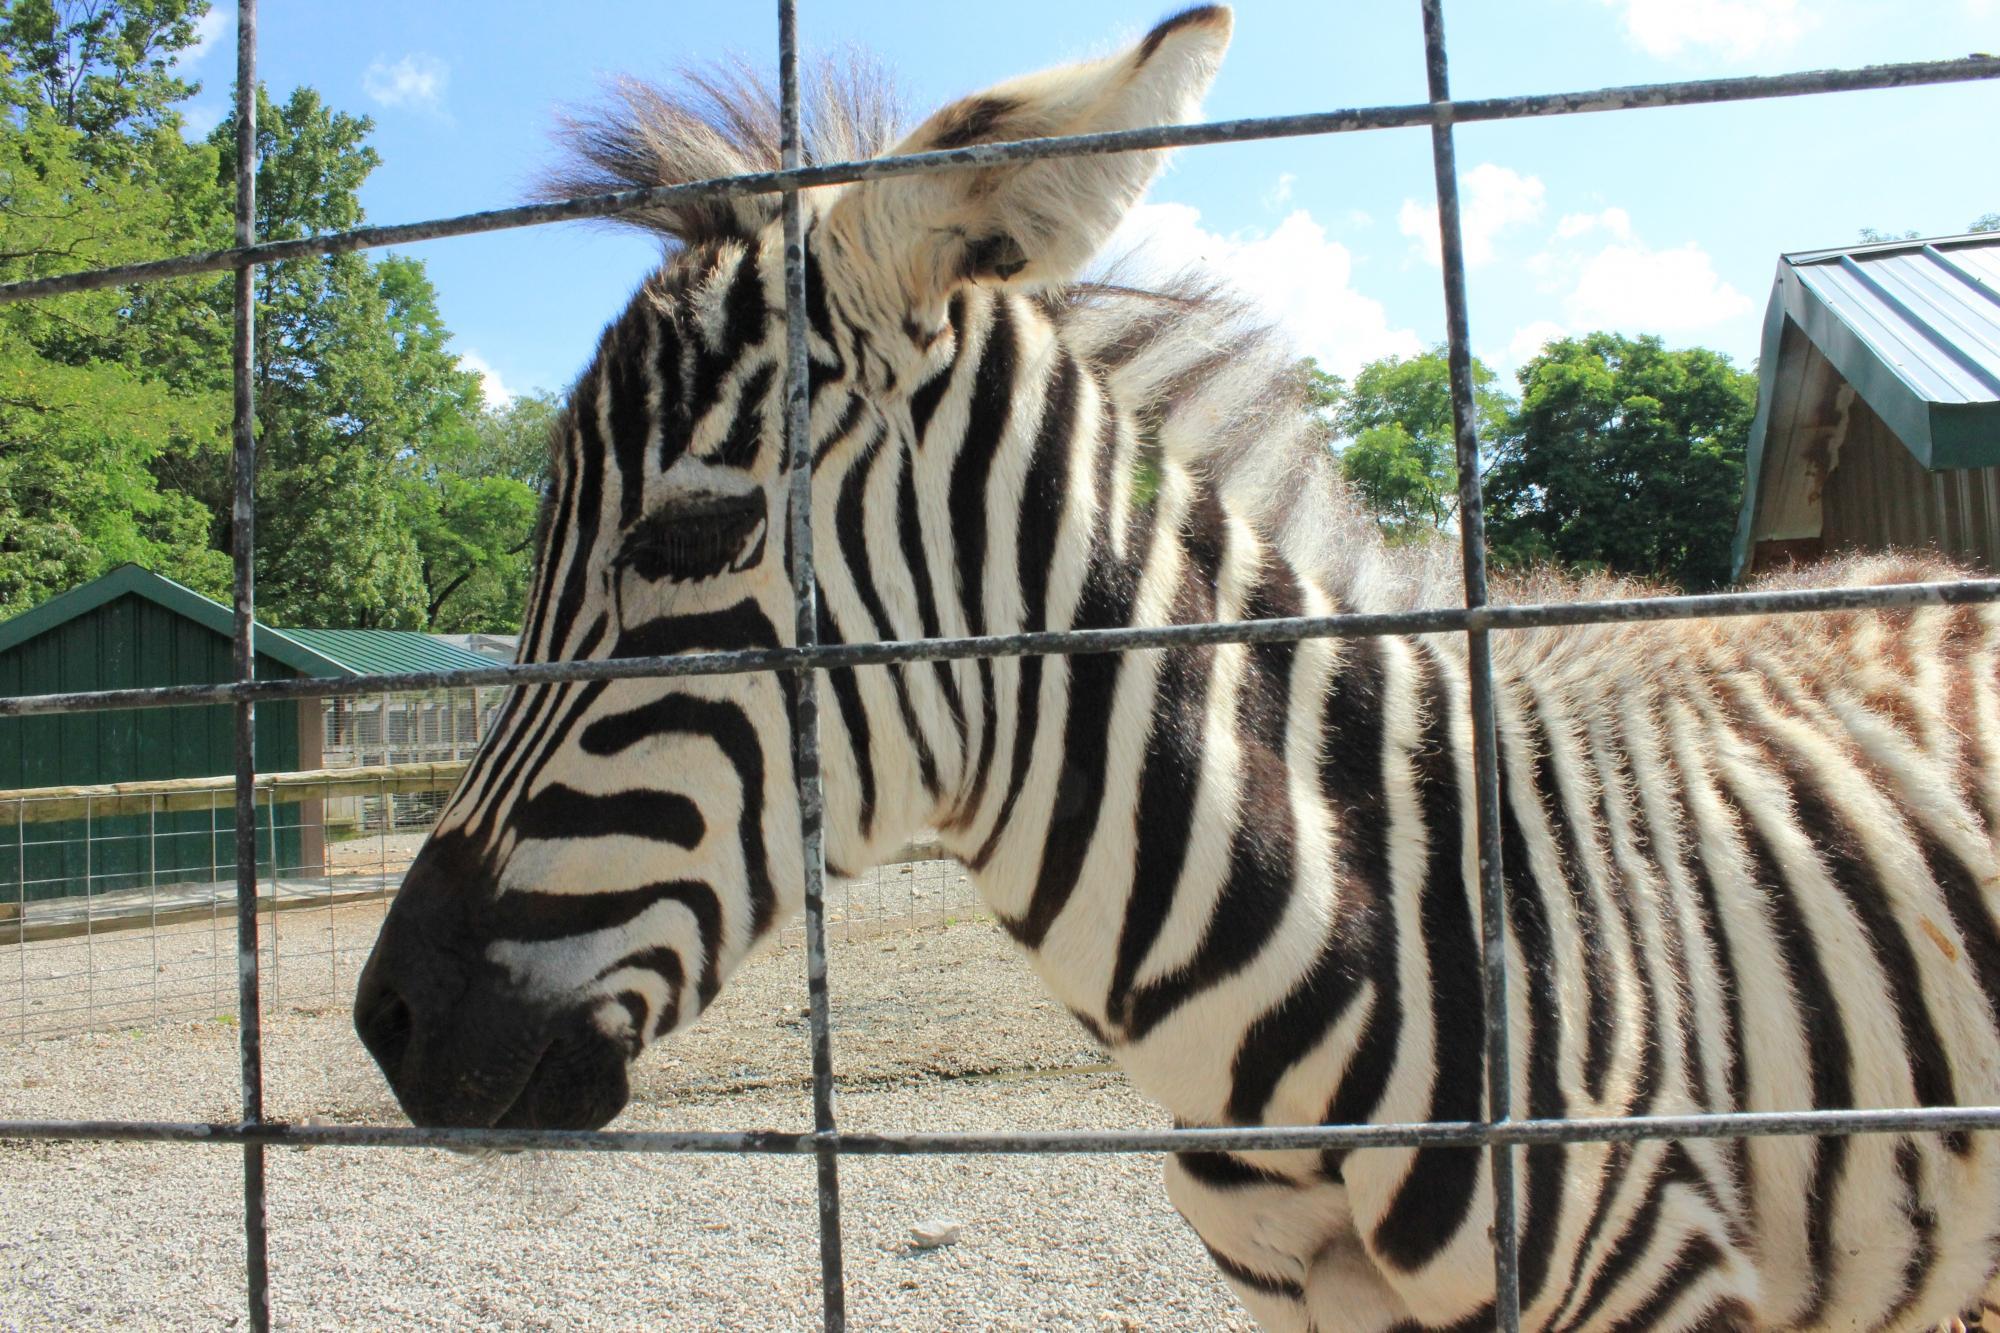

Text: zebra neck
xmin=906 ymin=336 xmax=1373 ymax=1083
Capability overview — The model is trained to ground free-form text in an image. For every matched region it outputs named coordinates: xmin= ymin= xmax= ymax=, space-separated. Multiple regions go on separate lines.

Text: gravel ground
xmin=2 ymin=858 xmax=973 ymax=1043
xmin=0 ymin=876 xmax=1254 ymax=1331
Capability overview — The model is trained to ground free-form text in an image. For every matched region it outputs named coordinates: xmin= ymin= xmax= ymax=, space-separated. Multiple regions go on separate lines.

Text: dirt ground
xmin=1 ymin=867 xmax=1255 ymax=1331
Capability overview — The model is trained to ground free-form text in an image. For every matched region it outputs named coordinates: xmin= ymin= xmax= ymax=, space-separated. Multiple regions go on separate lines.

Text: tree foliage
xmin=1324 ymin=348 xmax=1512 ymax=538
xmin=0 ymin=0 xmax=230 ymax=607
xmin=1485 ymin=333 xmax=1755 ymax=592
xmin=405 ymin=392 xmax=555 ymax=632
xmin=0 ymin=2 xmax=544 ymax=633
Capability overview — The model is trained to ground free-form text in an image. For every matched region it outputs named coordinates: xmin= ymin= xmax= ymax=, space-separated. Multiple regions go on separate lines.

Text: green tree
xmin=406 ymin=392 xmax=556 ymax=632
xmin=1297 ymin=356 xmax=1344 ymax=425
xmin=0 ymin=0 xmax=208 ymax=145
xmin=0 ymin=2 xmax=231 ymax=610
xmin=208 ymin=87 xmax=487 ymax=629
xmin=1330 ymin=348 xmax=1511 ymax=538
xmin=1 ymin=1 xmax=538 ymax=633
xmin=1860 ymin=212 xmax=1998 ymax=241
xmin=1486 ymin=333 xmax=1755 ymax=592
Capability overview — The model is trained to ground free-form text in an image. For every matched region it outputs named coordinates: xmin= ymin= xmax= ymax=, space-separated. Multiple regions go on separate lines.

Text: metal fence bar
xmin=148 ymin=796 xmax=160 ymax=1024
xmin=1 ymin=3 xmax=1997 ymax=1329
xmin=82 ymin=797 xmax=95 ymax=1027
xmin=776 ymin=1 xmax=848 ymax=1326
xmin=13 ymin=799 xmax=25 ymax=1045
xmin=1419 ymin=3 xmax=1520 ymax=1325
xmin=226 ymin=3 xmax=272 ymax=1327
xmin=0 ymin=55 xmax=1993 ymax=307
xmin=16 ymin=1101 xmax=2000 ymax=1153
xmin=6 ymin=576 xmax=2000 ymax=720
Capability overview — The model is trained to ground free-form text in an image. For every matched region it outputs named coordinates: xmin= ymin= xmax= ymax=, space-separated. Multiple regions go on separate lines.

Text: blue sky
xmin=171 ymin=1 xmax=1998 ymax=406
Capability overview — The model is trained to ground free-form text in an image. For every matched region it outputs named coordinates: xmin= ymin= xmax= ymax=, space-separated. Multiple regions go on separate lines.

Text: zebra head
xmin=355 ymin=7 xmax=1233 ymax=1130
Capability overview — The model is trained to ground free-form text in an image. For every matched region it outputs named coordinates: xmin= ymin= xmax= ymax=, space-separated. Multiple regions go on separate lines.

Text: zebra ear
xmin=823 ymin=6 xmax=1231 ymax=316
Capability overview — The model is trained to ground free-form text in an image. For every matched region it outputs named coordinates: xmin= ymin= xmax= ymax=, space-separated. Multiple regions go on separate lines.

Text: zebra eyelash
xmin=613 ymin=491 xmax=768 ymax=586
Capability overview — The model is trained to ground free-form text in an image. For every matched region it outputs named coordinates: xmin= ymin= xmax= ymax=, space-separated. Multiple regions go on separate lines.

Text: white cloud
xmin=1399 ymin=163 xmax=1547 ymax=269
xmin=363 ymin=54 xmax=448 ymax=109
xmin=184 ymin=7 xmax=229 ymax=64
xmin=179 ymin=102 xmax=224 ymax=139
xmin=1103 ymin=202 xmax=1421 ymax=380
xmin=1491 ymin=210 xmax=1754 ymax=368
xmin=1597 ymin=0 xmax=1813 ymax=59
xmin=459 ymin=352 xmax=514 ymax=410
xmin=1562 ymin=240 xmax=1753 ymax=333
xmin=1263 ymin=173 xmax=1297 ymax=211
xmin=1502 ymin=320 xmax=1569 ymax=370
xmin=1556 ymin=207 xmax=1632 ymax=241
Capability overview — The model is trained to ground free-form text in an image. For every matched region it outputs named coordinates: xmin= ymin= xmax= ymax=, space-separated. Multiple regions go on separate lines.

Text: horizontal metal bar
xmin=11 ymin=1104 xmax=2000 ymax=1154
xmin=0 ymin=55 xmax=1990 ymax=305
xmin=3 ymin=577 xmax=1997 ymax=719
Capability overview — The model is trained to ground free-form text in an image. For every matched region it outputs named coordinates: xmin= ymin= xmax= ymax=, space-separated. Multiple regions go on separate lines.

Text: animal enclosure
xmin=1 ymin=759 xmax=963 ymax=1044
xmin=2 ymin=3 xmax=1999 ymax=1331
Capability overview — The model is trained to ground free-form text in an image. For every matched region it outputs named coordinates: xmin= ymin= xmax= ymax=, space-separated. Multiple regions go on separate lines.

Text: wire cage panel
xmin=0 ymin=4 xmax=1996 ymax=1331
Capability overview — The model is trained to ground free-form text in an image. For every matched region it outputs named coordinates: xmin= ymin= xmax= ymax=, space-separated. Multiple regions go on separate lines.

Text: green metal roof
xmin=1732 ymin=231 xmax=2000 ymax=576
xmin=0 ymin=565 xmax=497 ymax=681
xmin=275 ymin=627 xmax=494 ymax=676
xmin=0 ymin=565 xmax=350 ymax=678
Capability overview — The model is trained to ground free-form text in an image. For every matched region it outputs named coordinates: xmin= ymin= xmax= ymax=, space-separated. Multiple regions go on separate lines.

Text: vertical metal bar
xmin=1419 ymin=2 xmax=1519 ymax=1327
xmin=265 ymin=783 xmax=281 ymax=1010
xmin=209 ymin=792 xmax=221 ymax=1018
xmin=149 ymin=796 xmax=160 ymax=1024
xmin=83 ymin=796 xmax=95 ymax=1029
xmin=15 ymin=799 xmax=25 ymax=1045
xmin=325 ymin=779 xmax=338 ymax=1006
xmin=777 ymin=2 xmax=847 ymax=1327
xmin=227 ymin=3 xmax=271 ymax=1327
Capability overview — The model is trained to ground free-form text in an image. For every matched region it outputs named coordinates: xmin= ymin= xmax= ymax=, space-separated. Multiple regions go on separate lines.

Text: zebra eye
xmin=616 ymin=491 xmax=767 ymax=583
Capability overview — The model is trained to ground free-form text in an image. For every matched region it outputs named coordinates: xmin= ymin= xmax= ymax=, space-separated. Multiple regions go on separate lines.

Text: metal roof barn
xmin=1734 ymin=231 xmax=2000 ymax=577
xmin=0 ymin=566 xmax=491 ymax=902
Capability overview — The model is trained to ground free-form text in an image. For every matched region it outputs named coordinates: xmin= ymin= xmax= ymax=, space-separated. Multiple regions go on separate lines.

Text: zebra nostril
xmin=355 ymin=983 xmax=415 ymax=1075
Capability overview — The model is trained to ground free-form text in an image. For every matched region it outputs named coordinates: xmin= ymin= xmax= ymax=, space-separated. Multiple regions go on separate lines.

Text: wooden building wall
xmin=0 ymin=592 xmax=312 ymax=900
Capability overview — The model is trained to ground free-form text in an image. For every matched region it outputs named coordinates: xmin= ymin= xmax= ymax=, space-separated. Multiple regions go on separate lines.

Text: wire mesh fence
xmin=2 ymin=766 xmax=972 ymax=1044
xmin=0 ymin=2 xmax=1998 ymax=1330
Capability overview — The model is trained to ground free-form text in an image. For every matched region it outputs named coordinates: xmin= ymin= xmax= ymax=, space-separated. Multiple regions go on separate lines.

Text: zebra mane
xmin=1050 ymin=272 xmax=1463 ymax=616
xmin=545 ymin=58 xmax=903 ymax=246
xmin=551 ymin=59 xmax=1470 ymax=618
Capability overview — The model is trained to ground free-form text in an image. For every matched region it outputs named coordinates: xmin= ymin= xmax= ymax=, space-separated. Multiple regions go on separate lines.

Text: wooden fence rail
xmin=0 ymin=762 xmax=470 ymax=825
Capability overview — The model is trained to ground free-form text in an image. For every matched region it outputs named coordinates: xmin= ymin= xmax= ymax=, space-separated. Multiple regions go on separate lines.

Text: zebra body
xmin=354 ymin=9 xmax=2000 ymax=1328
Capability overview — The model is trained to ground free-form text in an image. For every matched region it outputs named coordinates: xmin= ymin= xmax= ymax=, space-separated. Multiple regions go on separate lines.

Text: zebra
xmin=353 ymin=7 xmax=2000 ymax=1329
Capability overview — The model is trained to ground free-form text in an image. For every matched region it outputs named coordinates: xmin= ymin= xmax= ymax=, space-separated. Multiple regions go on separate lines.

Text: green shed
xmin=1734 ymin=232 xmax=2000 ymax=578
xmin=0 ymin=566 xmax=349 ymax=901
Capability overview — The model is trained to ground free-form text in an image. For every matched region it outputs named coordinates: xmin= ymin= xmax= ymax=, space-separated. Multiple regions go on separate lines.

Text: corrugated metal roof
xmin=1732 ymin=232 xmax=2000 ymax=577
xmin=0 ymin=564 xmax=350 ymax=678
xmin=1788 ymin=236 xmax=2000 ymax=408
xmin=275 ymin=627 xmax=495 ymax=677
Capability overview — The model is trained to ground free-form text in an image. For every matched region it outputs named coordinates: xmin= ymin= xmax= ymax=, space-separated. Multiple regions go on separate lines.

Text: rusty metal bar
xmin=4 ymin=577 xmax=1997 ymax=720
xmin=777 ymin=0 xmax=848 ymax=1326
xmin=12 ymin=1102 xmax=2000 ymax=1153
xmin=1420 ymin=2 xmax=1519 ymax=1324
xmin=225 ymin=1 xmax=271 ymax=1327
xmin=0 ymin=56 xmax=1992 ymax=306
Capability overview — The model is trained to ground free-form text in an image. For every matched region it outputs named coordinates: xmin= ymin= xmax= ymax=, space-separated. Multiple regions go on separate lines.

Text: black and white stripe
xmin=380 ymin=11 xmax=2000 ymax=1329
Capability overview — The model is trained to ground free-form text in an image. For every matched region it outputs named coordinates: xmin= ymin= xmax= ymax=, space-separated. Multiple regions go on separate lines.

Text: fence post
xmin=14 ymin=798 xmax=24 ymax=1044
xmin=226 ymin=1 xmax=273 ymax=1322
xmin=777 ymin=1 xmax=847 ymax=1322
xmin=1420 ymin=2 xmax=1520 ymax=1324
xmin=83 ymin=794 xmax=95 ymax=1031
xmin=265 ymin=783 xmax=281 ymax=1011
xmin=149 ymin=795 xmax=160 ymax=1025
